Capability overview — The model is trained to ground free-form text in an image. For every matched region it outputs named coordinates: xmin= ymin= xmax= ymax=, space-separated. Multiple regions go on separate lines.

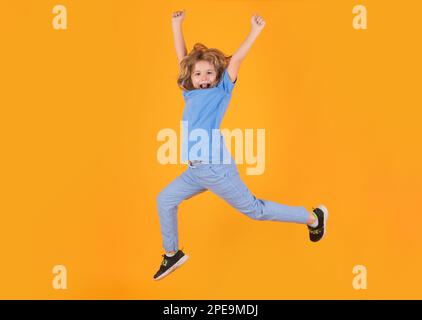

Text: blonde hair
xmin=177 ymin=43 xmax=232 ymax=91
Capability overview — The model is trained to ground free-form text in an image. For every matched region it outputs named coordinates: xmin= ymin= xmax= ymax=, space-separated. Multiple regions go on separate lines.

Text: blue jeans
xmin=157 ymin=161 xmax=310 ymax=252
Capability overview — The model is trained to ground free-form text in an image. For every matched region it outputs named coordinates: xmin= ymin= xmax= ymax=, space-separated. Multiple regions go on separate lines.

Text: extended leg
xmin=202 ymin=164 xmax=309 ymax=224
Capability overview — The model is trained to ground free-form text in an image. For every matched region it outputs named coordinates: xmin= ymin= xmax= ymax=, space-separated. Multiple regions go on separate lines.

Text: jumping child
xmin=153 ymin=10 xmax=329 ymax=280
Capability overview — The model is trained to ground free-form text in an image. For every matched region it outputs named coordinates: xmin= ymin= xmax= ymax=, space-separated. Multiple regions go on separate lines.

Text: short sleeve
xmin=218 ymin=69 xmax=237 ymax=94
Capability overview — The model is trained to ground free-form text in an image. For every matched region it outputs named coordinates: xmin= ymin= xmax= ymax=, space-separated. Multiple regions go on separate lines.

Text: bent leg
xmin=204 ymin=164 xmax=309 ymax=224
xmin=157 ymin=169 xmax=206 ymax=252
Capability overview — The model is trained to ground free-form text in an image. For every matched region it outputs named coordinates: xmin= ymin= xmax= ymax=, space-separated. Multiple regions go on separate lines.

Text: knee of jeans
xmin=157 ymin=190 xmax=177 ymax=211
xmin=157 ymin=191 xmax=167 ymax=209
xmin=242 ymin=199 xmax=265 ymax=220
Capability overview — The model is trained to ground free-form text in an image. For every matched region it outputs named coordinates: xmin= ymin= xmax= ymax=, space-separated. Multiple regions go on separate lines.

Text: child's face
xmin=191 ymin=60 xmax=217 ymax=89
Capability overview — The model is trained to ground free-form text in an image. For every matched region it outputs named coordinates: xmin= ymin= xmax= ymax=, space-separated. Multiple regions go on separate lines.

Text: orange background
xmin=1 ymin=0 xmax=421 ymax=299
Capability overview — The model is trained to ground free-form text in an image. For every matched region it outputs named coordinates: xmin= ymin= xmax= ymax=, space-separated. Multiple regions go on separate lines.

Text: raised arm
xmin=227 ymin=14 xmax=266 ymax=82
xmin=172 ymin=10 xmax=188 ymax=65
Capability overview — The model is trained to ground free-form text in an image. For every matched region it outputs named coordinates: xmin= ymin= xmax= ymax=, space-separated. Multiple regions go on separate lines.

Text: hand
xmin=172 ymin=10 xmax=186 ymax=25
xmin=251 ymin=14 xmax=266 ymax=33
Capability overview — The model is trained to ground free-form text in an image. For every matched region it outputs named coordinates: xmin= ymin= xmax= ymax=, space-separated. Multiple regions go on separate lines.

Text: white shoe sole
xmin=153 ymin=255 xmax=189 ymax=281
xmin=317 ymin=204 xmax=329 ymax=240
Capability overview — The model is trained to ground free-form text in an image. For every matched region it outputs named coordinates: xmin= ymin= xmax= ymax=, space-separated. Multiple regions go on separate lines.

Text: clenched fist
xmin=172 ymin=10 xmax=186 ymax=25
xmin=251 ymin=14 xmax=266 ymax=33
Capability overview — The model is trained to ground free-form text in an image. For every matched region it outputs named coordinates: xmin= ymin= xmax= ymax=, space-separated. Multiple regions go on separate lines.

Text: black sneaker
xmin=308 ymin=205 xmax=329 ymax=242
xmin=153 ymin=250 xmax=189 ymax=281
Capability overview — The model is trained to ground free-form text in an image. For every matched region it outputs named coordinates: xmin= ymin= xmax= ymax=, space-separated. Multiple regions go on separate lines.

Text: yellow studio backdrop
xmin=0 ymin=0 xmax=421 ymax=299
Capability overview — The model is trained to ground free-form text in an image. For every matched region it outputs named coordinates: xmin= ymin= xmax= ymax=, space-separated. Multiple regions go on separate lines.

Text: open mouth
xmin=199 ymin=83 xmax=211 ymax=89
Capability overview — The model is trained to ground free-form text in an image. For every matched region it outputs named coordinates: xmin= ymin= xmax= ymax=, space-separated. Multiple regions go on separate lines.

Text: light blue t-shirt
xmin=181 ymin=68 xmax=237 ymax=164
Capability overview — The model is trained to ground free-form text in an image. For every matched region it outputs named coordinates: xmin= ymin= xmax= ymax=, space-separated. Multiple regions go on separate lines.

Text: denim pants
xmin=157 ymin=161 xmax=310 ymax=252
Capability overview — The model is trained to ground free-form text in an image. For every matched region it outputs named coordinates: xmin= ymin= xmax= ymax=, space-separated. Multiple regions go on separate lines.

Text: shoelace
xmin=309 ymin=228 xmax=322 ymax=235
xmin=161 ymin=255 xmax=169 ymax=266
xmin=160 ymin=248 xmax=183 ymax=265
